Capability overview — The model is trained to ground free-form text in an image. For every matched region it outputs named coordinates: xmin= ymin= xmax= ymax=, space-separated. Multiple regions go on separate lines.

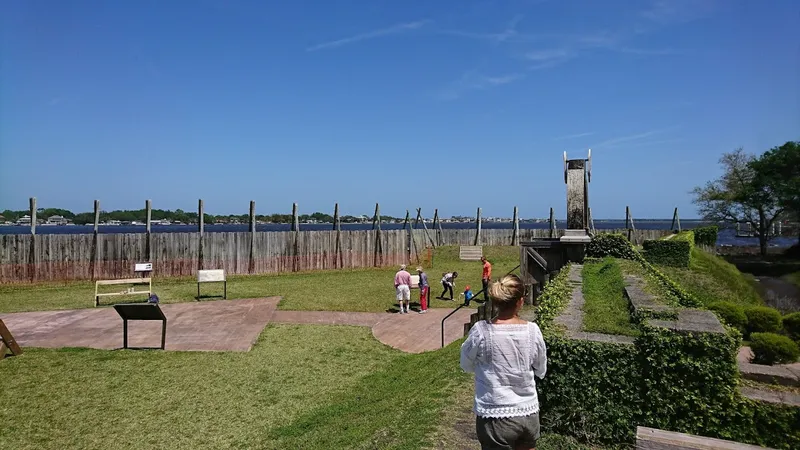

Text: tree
xmin=750 ymin=141 xmax=800 ymax=243
xmin=692 ymin=148 xmax=784 ymax=256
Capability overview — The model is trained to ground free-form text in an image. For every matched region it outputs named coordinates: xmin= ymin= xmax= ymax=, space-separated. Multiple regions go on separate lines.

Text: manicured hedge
xmin=750 ymin=332 xmax=800 ymax=365
xmin=693 ymin=225 xmax=719 ymax=247
xmin=586 ymin=233 xmax=639 ymax=260
xmin=534 ymin=254 xmax=800 ymax=448
xmin=642 ymin=232 xmax=694 ymax=268
xmin=745 ymin=306 xmax=782 ymax=335
xmin=708 ymin=301 xmax=748 ymax=333
xmin=784 ymin=312 xmax=800 ymax=342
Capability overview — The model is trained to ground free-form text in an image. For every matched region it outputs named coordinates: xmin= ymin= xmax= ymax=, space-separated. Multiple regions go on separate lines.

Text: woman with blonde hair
xmin=460 ymin=274 xmax=547 ymax=450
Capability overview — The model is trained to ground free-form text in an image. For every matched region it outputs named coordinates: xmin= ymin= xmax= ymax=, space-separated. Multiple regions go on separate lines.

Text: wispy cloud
xmin=553 ymin=132 xmax=594 ymax=141
xmin=639 ymin=0 xmax=716 ymax=25
xmin=589 ymin=127 xmax=681 ymax=149
xmin=438 ymin=71 xmax=524 ymax=101
xmin=307 ymin=20 xmax=429 ymax=51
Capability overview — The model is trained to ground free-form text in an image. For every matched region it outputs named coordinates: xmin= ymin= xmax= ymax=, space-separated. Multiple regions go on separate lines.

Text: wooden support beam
xmin=198 ymin=199 xmax=205 ymax=235
xmin=373 ymin=203 xmax=382 ymax=267
xmin=0 ymin=319 xmax=22 ymax=357
xmin=402 ymin=210 xmax=410 ymax=229
xmin=249 ymin=201 xmax=256 ymax=233
xmin=549 ymin=207 xmax=556 ymax=238
xmin=475 ymin=207 xmax=482 ymax=245
xmin=91 ymin=200 xmax=100 ymax=281
xmin=372 ymin=203 xmax=381 ymax=230
xmin=417 ymin=208 xmax=436 ymax=248
xmin=291 ymin=203 xmax=299 ymax=232
xmin=198 ymin=199 xmax=204 ymax=271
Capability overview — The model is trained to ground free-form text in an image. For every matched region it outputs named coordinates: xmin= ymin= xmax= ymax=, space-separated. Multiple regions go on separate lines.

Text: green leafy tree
xmin=692 ymin=148 xmax=784 ymax=256
xmin=750 ymin=141 xmax=800 ymax=243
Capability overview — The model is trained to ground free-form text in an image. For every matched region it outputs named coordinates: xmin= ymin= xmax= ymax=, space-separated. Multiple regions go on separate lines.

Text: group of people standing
xmin=392 ymin=256 xmax=493 ymax=314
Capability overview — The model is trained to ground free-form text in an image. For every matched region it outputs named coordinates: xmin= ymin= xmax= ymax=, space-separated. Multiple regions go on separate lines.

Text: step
xmin=459 ymin=246 xmax=483 ymax=261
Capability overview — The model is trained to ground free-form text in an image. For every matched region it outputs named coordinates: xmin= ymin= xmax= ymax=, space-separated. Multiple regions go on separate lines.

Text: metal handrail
xmin=440 ymin=264 xmax=521 ymax=348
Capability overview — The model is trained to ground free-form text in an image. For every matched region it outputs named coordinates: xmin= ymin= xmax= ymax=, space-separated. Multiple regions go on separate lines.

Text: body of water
xmin=0 ymin=220 xmax=795 ymax=248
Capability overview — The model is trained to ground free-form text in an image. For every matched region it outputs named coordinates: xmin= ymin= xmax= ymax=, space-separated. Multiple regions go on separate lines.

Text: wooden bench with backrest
xmin=95 ymin=278 xmax=152 ymax=307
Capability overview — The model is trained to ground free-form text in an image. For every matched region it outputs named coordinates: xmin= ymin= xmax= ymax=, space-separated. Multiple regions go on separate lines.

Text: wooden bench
xmin=459 ymin=246 xmax=483 ymax=261
xmin=635 ymin=426 xmax=776 ymax=449
xmin=0 ymin=319 xmax=23 ymax=359
xmin=197 ymin=269 xmax=227 ymax=300
xmin=95 ymin=278 xmax=152 ymax=307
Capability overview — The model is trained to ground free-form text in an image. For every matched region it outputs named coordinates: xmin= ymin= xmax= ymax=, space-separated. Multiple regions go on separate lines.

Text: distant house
xmin=16 ymin=215 xmax=32 ymax=225
xmin=46 ymin=215 xmax=68 ymax=225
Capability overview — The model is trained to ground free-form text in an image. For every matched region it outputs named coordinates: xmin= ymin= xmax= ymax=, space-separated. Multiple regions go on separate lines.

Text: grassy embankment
xmin=0 ymin=245 xmax=520 ymax=314
xmin=660 ymin=247 xmax=763 ymax=307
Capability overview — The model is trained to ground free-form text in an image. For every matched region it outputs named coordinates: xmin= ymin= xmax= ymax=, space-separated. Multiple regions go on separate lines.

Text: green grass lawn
xmin=617 ymin=259 xmax=674 ymax=306
xmin=0 ymin=324 xmax=471 ymax=449
xmin=581 ymin=258 xmax=639 ymax=337
xmin=0 ymin=245 xmax=520 ymax=314
xmin=660 ymin=247 xmax=763 ymax=307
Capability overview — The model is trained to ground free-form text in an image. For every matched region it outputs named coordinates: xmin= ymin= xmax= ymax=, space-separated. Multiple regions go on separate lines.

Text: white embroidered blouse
xmin=459 ymin=320 xmax=547 ymax=418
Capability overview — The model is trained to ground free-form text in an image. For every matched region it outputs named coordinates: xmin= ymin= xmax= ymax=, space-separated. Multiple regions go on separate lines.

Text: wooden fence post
xmin=249 ymin=200 xmax=256 ymax=273
xmin=512 ymin=206 xmax=519 ymax=246
xmin=373 ymin=203 xmax=382 ymax=266
xmin=291 ymin=203 xmax=299 ymax=271
xmin=91 ymin=200 xmax=100 ymax=280
xmin=403 ymin=210 xmax=411 ymax=261
xmin=145 ymin=199 xmax=152 ymax=261
xmin=671 ymin=207 xmax=681 ymax=233
xmin=549 ymin=207 xmax=556 ymax=238
xmin=625 ymin=206 xmax=635 ymax=242
xmin=475 ymin=207 xmax=482 ymax=245
xmin=432 ymin=208 xmax=442 ymax=246
xmin=333 ymin=203 xmax=341 ymax=268
xmin=30 ymin=197 xmax=37 ymax=235
xmin=198 ymin=199 xmax=204 ymax=271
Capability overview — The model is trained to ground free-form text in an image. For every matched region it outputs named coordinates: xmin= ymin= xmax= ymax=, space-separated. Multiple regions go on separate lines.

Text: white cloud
xmin=307 ymin=20 xmax=429 ymax=51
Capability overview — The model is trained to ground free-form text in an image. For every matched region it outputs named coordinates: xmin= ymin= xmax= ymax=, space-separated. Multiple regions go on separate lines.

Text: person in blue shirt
xmin=463 ymin=285 xmax=474 ymax=306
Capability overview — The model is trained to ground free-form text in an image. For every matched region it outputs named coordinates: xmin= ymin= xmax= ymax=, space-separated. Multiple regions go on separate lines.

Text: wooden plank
xmin=96 ymin=277 xmax=152 ymax=285
xmin=0 ymin=319 xmax=23 ymax=356
xmin=635 ymin=427 xmax=774 ymax=450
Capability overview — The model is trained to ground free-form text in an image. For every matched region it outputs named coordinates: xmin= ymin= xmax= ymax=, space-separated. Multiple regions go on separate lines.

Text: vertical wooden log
xmin=671 ymin=207 xmax=681 ymax=233
xmin=291 ymin=203 xmax=299 ymax=232
xmin=436 ymin=209 xmax=444 ymax=245
xmin=512 ymin=206 xmax=519 ymax=246
xmin=333 ymin=203 xmax=341 ymax=268
xmin=29 ymin=197 xmax=37 ymax=235
xmin=475 ymin=207 xmax=482 ymax=245
xmin=91 ymin=200 xmax=100 ymax=280
xmin=373 ymin=203 xmax=382 ymax=266
xmin=145 ymin=199 xmax=152 ymax=261
xmin=198 ymin=199 xmax=204 ymax=271
xmin=432 ymin=208 xmax=441 ymax=246
xmin=291 ymin=203 xmax=299 ymax=271
xmin=249 ymin=200 xmax=256 ymax=273
xmin=402 ymin=210 xmax=410 ymax=229
xmin=626 ymin=206 xmax=635 ymax=242
xmin=403 ymin=210 xmax=412 ymax=260
xmin=549 ymin=207 xmax=556 ymax=238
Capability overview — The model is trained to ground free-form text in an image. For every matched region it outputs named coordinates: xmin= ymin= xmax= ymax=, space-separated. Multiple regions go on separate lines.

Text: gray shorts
xmin=476 ymin=413 xmax=540 ymax=450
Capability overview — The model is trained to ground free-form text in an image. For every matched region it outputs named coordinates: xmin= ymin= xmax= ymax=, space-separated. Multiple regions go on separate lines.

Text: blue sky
xmin=1 ymin=0 xmax=798 ymax=219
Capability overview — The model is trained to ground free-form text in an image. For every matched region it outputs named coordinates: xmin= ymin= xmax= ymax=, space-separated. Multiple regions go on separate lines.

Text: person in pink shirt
xmin=394 ymin=264 xmax=412 ymax=314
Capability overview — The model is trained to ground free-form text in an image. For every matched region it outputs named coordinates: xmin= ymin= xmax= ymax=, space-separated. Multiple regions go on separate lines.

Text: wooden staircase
xmin=459 ymin=245 xmax=483 ymax=261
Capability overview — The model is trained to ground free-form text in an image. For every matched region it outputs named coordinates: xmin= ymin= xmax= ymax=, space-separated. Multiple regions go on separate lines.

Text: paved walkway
xmin=0 ymin=299 xmax=474 ymax=354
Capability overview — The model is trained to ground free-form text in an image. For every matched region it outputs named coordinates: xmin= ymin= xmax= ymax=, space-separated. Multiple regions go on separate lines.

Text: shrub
xmin=642 ymin=232 xmax=693 ymax=268
xmin=708 ymin=302 xmax=748 ymax=333
xmin=535 ymin=263 xmax=574 ymax=329
xmin=745 ymin=306 xmax=782 ymax=334
xmin=586 ymin=233 xmax=638 ymax=260
xmin=783 ymin=312 xmax=800 ymax=342
xmin=693 ymin=225 xmax=719 ymax=247
xmin=750 ymin=332 xmax=800 ymax=365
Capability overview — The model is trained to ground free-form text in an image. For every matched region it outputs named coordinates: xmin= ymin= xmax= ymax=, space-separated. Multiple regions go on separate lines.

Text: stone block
xmin=739 ymin=362 xmax=800 ymax=387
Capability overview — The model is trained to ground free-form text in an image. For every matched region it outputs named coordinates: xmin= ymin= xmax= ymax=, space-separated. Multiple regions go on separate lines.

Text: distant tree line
xmin=0 ymin=208 xmax=409 ymax=225
xmin=692 ymin=141 xmax=799 ymax=255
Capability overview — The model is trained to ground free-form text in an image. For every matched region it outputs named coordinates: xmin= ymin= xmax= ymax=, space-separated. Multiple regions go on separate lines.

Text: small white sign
xmin=135 ymin=262 xmax=153 ymax=272
xmin=198 ymin=269 xmax=226 ymax=283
